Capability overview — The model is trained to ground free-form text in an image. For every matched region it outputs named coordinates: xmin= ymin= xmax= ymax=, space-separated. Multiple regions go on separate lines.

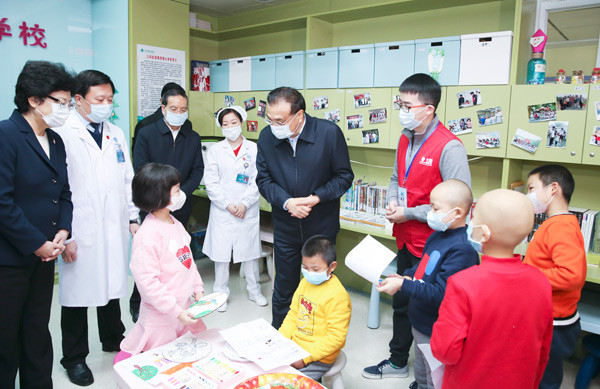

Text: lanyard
xmin=402 ymin=124 xmax=438 ymax=186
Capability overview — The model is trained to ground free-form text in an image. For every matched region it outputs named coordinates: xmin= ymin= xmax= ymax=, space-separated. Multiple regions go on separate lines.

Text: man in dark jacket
xmin=256 ymin=87 xmax=353 ymax=328
xmin=129 ymin=87 xmax=204 ymax=321
xmin=131 ymin=82 xmax=189 ymax=154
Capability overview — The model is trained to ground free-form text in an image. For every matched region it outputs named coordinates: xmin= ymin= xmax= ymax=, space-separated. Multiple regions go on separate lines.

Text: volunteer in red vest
xmin=362 ymin=73 xmax=471 ymax=381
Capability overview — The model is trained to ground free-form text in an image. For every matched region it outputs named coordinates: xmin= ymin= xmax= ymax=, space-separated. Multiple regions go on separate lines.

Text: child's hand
xmin=177 ymin=310 xmax=199 ymax=326
xmin=376 ymin=277 xmax=404 ymax=295
xmin=194 ymin=291 xmax=204 ymax=301
xmin=291 ymin=359 xmax=306 ymax=370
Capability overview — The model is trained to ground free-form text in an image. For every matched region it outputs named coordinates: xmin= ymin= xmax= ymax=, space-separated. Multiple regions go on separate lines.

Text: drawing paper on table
xmin=345 ymin=235 xmax=396 ymax=284
xmin=219 ymin=318 xmax=309 ymax=371
xmin=418 ymin=343 xmax=445 ymax=389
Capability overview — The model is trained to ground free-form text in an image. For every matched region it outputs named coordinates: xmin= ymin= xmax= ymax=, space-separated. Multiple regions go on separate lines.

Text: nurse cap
xmin=215 ymin=105 xmax=247 ymax=127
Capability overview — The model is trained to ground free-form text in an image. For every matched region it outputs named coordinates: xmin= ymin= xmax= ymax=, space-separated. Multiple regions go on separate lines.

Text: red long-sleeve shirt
xmin=431 ymin=255 xmax=553 ymax=389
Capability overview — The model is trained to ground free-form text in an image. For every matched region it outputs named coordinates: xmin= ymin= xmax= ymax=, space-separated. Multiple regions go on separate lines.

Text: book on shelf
xmin=340 ymin=180 xmax=390 ymax=229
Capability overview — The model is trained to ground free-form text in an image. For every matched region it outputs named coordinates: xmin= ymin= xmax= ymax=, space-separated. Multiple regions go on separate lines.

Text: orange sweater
xmin=524 ymin=214 xmax=587 ymax=319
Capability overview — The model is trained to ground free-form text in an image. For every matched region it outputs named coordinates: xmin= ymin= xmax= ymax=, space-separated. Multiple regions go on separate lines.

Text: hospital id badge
xmin=236 ymin=173 xmax=249 ymax=184
xmin=398 ymin=186 xmax=408 ymax=207
xmin=116 ymin=148 xmax=125 ymax=163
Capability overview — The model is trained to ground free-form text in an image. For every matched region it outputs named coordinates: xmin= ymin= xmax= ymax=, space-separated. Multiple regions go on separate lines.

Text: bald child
xmin=377 ymin=179 xmax=479 ymax=389
xmin=431 ymin=189 xmax=553 ymax=389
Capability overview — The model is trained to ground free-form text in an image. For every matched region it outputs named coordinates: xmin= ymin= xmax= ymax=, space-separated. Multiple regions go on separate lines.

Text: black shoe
xmin=409 ymin=381 xmax=418 ymax=389
xmin=130 ymin=306 xmax=139 ymax=323
xmin=66 ymin=362 xmax=94 ymax=387
xmin=102 ymin=343 xmax=121 ymax=352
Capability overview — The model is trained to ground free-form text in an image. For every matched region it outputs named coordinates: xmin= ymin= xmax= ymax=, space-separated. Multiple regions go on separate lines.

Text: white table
xmin=114 ymin=328 xmax=300 ymax=388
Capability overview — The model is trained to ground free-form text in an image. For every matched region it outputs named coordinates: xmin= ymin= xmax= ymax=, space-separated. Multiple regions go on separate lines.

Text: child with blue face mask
xmin=377 ymin=179 xmax=478 ymax=389
xmin=278 ymin=235 xmax=352 ymax=381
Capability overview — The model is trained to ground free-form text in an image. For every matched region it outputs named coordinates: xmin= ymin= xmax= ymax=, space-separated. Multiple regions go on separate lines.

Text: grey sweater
xmin=387 ymin=116 xmax=471 ymax=223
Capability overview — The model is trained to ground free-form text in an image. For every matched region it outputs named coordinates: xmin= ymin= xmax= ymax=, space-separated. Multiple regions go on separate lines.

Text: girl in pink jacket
xmin=115 ymin=163 xmax=206 ymax=362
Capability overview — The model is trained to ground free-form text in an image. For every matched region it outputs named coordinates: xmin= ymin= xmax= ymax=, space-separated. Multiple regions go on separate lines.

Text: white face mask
xmin=398 ymin=106 xmax=428 ymax=131
xmin=167 ymin=191 xmax=187 ymax=212
xmin=165 ymin=111 xmax=188 ymax=127
xmin=427 ymin=208 xmax=459 ymax=232
xmin=270 ymin=111 xmax=300 ymax=140
xmin=527 ymin=185 xmax=555 ymax=214
xmin=222 ymin=125 xmax=242 ymax=141
xmin=37 ymin=101 xmax=70 ymax=128
xmin=83 ymin=98 xmax=113 ymax=123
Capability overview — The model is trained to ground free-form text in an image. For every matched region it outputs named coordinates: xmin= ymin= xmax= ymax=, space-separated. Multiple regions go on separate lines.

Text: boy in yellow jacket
xmin=279 ymin=235 xmax=352 ymax=381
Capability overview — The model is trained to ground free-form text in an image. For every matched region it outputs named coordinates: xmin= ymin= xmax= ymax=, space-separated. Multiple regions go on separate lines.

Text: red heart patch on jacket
xmin=176 ymin=246 xmax=192 ymax=269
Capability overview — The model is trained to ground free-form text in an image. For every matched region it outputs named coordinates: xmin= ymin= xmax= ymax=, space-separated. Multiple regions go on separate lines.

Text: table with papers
xmin=113 ymin=328 xmax=302 ymax=389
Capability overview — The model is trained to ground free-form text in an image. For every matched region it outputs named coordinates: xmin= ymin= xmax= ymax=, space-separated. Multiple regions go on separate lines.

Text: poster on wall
xmin=137 ymin=44 xmax=186 ymax=120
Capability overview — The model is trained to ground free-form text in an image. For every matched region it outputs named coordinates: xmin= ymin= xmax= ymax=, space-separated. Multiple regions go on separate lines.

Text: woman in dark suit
xmin=0 ymin=61 xmax=75 ymax=388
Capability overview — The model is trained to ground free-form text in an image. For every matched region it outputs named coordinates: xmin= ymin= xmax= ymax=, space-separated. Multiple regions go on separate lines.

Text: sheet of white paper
xmin=219 ymin=318 xmax=310 ymax=371
xmin=418 ymin=343 xmax=445 ymax=389
xmin=345 ymin=235 xmax=396 ymax=284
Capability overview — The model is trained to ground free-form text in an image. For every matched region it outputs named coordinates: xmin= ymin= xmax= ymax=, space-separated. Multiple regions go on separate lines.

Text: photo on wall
xmin=527 ymin=102 xmax=557 ymax=123
xmin=546 ymin=121 xmax=568 ymax=148
xmin=476 ymin=106 xmax=503 ymax=126
xmin=354 ymin=93 xmax=371 ymax=108
xmin=556 ymin=94 xmax=587 ymax=110
xmin=324 ymin=108 xmax=340 ymax=123
xmin=313 ymin=96 xmax=328 ymax=110
xmin=457 ymin=89 xmax=482 ymax=108
xmin=511 ymin=128 xmax=541 ymax=154
xmin=247 ymin=120 xmax=258 ymax=132
xmin=244 ymin=97 xmax=256 ymax=111
xmin=590 ymin=126 xmax=600 ymax=147
xmin=257 ymin=100 xmax=266 ymax=118
xmin=191 ymin=60 xmax=209 ymax=92
xmin=595 ymin=101 xmax=600 ymax=120
xmin=369 ymin=108 xmax=387 ymax=124
xmin=347 ymin=114 xmax=364 ymax=130
xmin=224 ymin=95 xmax=234 ymax=107
xmin=447 ymin=117 xmax=472 ymax=136
xmin=476 ymin=131 xmax=501 ymax=149
xmin=362 ymin=129 xmax=379 ymax=144
xmin=393 ymin=95 xmax=401 ymax=110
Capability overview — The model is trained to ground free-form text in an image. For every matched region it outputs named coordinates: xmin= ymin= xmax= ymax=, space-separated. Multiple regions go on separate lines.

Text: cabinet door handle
xmin=590 ymin=152 xmax=596 ymax=158
xmin=570 ymin=151 xmax=576 ymax=156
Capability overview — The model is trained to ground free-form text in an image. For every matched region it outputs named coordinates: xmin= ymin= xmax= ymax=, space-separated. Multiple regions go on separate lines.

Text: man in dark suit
xmin=131 ymin=82 xmax=189 ymax=154
xmin=130 ymin=87 xmax=204 ymax=321
xmin=256 ymin=87 xmax=354 ymax=328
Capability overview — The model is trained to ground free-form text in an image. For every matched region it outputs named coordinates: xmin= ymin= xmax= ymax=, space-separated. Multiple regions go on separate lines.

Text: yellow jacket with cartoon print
xmin=279 ymin=275 xmax=352 ymax=365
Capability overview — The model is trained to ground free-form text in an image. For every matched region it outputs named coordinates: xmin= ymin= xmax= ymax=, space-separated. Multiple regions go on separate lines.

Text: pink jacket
xmin=120 ymin=214 xmax=206 ymax=355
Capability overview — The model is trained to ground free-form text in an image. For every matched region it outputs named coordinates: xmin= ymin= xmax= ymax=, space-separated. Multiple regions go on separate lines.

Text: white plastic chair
xmin=322 ymin=350 xmax=347 ymax=389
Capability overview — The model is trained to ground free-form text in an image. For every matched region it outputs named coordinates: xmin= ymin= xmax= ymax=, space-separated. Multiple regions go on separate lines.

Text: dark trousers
xmin=0 ymin=260 xmax=55 ymax=389
xmin=271 ymin=235 xmax=337 ymax=329
xmin=60 ymin=299 xmax=125 ymax=369
xmin=130 ymin=210 xmax=190 ymax=313
xmin=389 ymin=246 xmax=421 ymax=367
xmin=539 ymin=321 xmax=581 ymax=389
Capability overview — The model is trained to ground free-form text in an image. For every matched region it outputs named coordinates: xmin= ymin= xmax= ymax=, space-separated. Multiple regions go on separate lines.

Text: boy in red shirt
xmin=431 ymin=189 xmax=553 ymax=389
xmin=524 ymin=164 xmax=587 ymax=389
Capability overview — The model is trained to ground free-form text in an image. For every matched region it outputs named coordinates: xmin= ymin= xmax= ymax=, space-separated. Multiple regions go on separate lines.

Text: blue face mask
xmin=427 ymin=208 xmax=458 ymax=232
xmin=301 ymin=267 xmax=331 ymax=285
xmin=466 ymin=223 xmax=488 ymax=254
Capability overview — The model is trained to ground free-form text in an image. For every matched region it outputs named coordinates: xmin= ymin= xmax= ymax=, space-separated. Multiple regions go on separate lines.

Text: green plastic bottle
xmin=527 ymin=53 xmax=546 ymax=85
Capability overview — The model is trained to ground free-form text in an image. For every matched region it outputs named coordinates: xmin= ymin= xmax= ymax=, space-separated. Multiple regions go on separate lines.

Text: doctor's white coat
xmin=54 ymin=111 xmax=139 ymax=307
xmin=202 ymin=137 xmax=261 ymax=263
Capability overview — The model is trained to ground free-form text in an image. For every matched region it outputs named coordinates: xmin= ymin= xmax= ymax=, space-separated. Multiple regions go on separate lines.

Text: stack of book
xmin=526 ymin=207 xmax=600 ymax=254
xmin=340 ymin=181 xmax=391 ymax=229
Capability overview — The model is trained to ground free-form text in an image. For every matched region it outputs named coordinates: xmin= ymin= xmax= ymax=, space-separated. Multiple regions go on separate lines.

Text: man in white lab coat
xmin=54 ymin=70 xmax=139 ymax=387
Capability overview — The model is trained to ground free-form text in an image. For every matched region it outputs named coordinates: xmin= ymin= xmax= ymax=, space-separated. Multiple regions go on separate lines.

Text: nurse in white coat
xmin=203 ymin=106 xmax=266 ymax=312
xmin=53 ymin=70 xmax=139 ymax=386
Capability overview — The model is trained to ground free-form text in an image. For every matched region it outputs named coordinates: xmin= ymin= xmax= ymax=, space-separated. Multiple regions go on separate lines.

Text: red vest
xmin=393 ymin=122 xmax=460 ymax=256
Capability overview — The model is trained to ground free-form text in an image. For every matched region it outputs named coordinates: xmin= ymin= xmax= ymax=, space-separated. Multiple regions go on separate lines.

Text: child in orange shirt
xmin=524 ymin=164 xmax=587 ymax=389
